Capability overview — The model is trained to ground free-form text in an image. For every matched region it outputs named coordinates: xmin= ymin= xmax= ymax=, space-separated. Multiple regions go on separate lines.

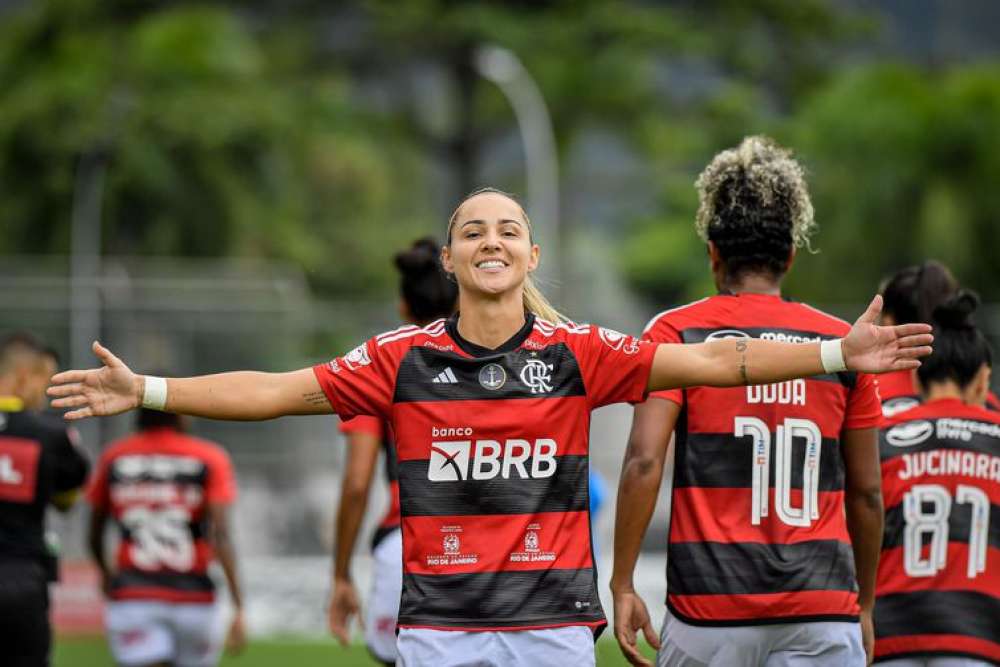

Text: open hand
xmin=328 ymin=577 xmax=362 ymax=646
xmin=47 ymin=341 xmax=142 ymax=420
xmin=613 ymin=589 xmax=660 ymax=667
xmin=226 ymin=608 xmax=247 ymax=655
xmin=843 ymin=295 xmax=934 ymax=374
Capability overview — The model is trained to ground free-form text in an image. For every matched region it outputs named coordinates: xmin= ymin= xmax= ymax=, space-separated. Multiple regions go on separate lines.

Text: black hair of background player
xmin=881 ymin=260 xmax=958 ymax=325
xmin=917 ymin=290 xmax=993 ymax=389
xmin=394 ymin=237 xmax=458 ymax=324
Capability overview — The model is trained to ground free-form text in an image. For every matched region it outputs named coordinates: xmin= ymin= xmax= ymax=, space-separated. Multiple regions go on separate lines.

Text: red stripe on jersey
xmin=881 ymin=460 xmax=1000 ymax=508
xmin=876 ymin=370 xmax=917 ymax=403
xmin=669 ymin=589 xmax=859 ymax=623
xmin=670 ymin=487 xmax=848 ymax=545
xmin=110 ymin=588 xmax=214 ymax=604
xmin=392 ymin=397 xmax=591 ymax=461
xmin=877 ymin=544 xmax=1000 ymax=597
xmin=402 ymin=511 xmax=592 ymax=576
xmin=0 ymin=437 xmax=41 ymax=504
xmin=684 ymin=384 xmax=850 ymax=438
xmin=874 ymin=634 xmax=1000 ymax=663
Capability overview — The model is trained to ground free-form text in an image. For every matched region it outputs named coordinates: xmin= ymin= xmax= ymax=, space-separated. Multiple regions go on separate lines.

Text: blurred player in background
xmin=49 ymin=188 xmax=931 ymax=667
xmin=328 ymin=237 xmax=457 ymax=665
xmin=875 ymin=291 xmax=999 ymax=666
xmin=878 ymin=262 xmax=1000 ymax=416
xmin=0 ymin=333 xmax=89 ymax=667
xmin=613 ymin=137 xmax=884 ymax=666
xmin=87 ymin=407 xmax=245 ymax=667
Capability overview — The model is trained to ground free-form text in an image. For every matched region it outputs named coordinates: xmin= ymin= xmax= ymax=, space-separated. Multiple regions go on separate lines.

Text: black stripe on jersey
xmin=393 ymin=345 xmax=585 ymax=403
xmin=398 ymin=455 xmax=589 ymax=517
xmin=673 ymin=433 xmax=845 ymax=491
xmin=112 ymin=570 xmax=214 ymax=592
xmin=398 ymin=568 xmax=604 ymax=628
xmin=679 ymin=327 xmax=855 ymax=387
xmin=875 ymin=590 xmax=1000 ymax=644
xmin=667 ymin=540 xmax=857 ymax=595
xmin=879 ymin=430 xmax=1000 ymax=462
xmin=882 ymin=501 xmax=1000 ymax=550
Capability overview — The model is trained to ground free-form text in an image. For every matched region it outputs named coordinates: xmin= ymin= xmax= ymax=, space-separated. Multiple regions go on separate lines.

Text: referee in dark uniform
xmin=0 ymin=334 xmax=89 ymax=667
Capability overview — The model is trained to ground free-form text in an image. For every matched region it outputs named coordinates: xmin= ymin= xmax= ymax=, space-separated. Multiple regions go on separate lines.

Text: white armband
xmin=820 ymin=339 xmax=847 ymax=373
xmin=142 ymin=376 xmax=168 ymax=411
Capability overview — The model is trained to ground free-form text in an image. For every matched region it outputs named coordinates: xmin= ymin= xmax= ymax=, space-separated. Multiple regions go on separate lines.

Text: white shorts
xmin=657 ymin=609 xmax=865 ymax=667
xmin=397 ymin=626 xmax=595 ymax=667
xmin=366 ymin=528 xmax=403 ymax=663
xmin=880 ymin=659 xmax=994 ymax=667
xmin=105 ymin=599 xmax=226 ymax=667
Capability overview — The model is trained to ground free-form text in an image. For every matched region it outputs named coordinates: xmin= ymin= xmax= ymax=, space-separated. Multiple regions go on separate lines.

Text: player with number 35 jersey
xmin=875 ymin=292 xmax=1000 ymax=666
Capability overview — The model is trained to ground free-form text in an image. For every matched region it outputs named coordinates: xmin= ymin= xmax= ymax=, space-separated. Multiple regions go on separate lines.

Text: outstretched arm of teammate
xmin=209 ymin=504 xmax=246 ymax=656
xmin=841 ymin=427 xmax=883 ymax=666
xmin=87 ymin=507 xmax=112 ymax=596
xmin=329 ymin=430 xmax=381 ymax=646
xmin=611 ymin=398 xmax=679 ymax=667
xmin=647 ymin=296 xmax=933 ymax=392
xmin=47 ymin=342 xmax=332 ymax=421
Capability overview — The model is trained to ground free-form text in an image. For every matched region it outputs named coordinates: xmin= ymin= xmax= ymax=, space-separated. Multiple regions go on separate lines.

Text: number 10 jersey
xmin=642 ymin=293 xmax=881 ymax=625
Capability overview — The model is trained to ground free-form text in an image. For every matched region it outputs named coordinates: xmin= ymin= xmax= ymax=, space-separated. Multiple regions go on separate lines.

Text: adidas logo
xmin=431 ymin=367 xmax=459 ymax=384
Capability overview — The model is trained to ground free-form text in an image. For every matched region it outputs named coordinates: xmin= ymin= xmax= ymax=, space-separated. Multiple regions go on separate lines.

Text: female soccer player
xmin=875 ymin=291 xmax=999 ymax=666
xmin=328 ymin=237 xmax=457 ymax=664
xmin=49 ymin=188 xmax=931 ymax=666
xmin=613 ymin=136 xmax=889 ymax=667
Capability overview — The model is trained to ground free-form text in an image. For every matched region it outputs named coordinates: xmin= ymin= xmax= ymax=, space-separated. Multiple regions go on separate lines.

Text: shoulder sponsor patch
xmin=886 ymin=420 xmax=934 ymax=447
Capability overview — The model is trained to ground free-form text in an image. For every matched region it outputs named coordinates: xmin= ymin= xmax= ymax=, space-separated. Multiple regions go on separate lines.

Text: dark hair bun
xmin=932 ymin=290 xmax=979 ymax=330
xmin=394 ymin=237 xmax=440 ymax=276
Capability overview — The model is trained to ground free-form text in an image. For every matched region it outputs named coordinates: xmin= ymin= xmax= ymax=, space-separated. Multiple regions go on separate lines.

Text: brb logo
xmin=428 ymin=428 xmax=557 ymax=481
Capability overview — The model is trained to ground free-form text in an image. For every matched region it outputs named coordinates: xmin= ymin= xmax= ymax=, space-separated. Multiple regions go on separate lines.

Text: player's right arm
xmin=611 ymin=398 xmax=678 ymax=667
xmin=329 ymin=423 xmax=381 ymax=646
xmin=48 ymin=342 xmax=334 ymax=421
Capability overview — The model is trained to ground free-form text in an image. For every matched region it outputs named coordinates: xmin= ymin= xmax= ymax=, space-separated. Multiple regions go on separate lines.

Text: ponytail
xmin=523 ymin=275 xmax=566 ymax=323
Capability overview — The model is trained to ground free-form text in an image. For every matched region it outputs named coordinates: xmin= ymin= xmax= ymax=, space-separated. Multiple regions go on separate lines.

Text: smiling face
xmin=442 ymin=191 xmax=539 ymax=299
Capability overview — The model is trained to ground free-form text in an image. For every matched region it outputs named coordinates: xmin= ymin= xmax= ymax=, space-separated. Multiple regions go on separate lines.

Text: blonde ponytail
xmin=523 ymin=275 xmax=566 ymax=323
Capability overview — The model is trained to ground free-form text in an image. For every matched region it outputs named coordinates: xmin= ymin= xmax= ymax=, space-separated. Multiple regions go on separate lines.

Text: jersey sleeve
xmin=312 ymin=336 xmax=397 ymax=421
xmin=205 ymin=447 xmax=237 ymax=505
xmin=574 ymin=326 xmax=658 ymax=409
xmin=85 ymin=451 xmax=111 ymax=510
xmin=844 ymin=371 xmax=882 ymax=430
xmin=52 ymin=427 xmax=89 ymax=494
xmin=339 ymin=415 xmax=384 ymax=439
xmin=641 ymin=316 xmax=684 ymax=406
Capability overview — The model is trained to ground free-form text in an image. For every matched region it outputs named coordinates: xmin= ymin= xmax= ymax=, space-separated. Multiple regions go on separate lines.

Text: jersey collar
xmin=446 ymin=312 xmax=536 ymax=358
xmin=0 ymin=396 xmax=24 ymax=412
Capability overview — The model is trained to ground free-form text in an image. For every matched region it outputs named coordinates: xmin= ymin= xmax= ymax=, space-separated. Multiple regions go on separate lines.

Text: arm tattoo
xmin=302 ymin=391 xmax=328 ymax=407
xmin=736 ymin=339 xmax=750 ymax=385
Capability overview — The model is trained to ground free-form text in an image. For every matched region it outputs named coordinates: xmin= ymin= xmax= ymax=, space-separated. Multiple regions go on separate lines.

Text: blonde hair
xmin=446 ymin=187 xmax=566 ymax=323
xmin=695 ymin=135 xmax=816 ymax=253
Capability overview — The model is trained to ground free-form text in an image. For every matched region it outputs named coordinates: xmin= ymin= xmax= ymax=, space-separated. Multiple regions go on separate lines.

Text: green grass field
xmin=55 ymin=635 xmax=655 ymax=666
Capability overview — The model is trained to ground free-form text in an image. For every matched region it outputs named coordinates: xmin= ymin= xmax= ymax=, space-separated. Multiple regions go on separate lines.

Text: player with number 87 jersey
xmin=875 ymin=291 xmax=1000 ymax=666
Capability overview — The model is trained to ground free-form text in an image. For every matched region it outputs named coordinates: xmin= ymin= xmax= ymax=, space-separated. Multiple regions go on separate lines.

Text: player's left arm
xmin=647 ymin=296 xmax=932 ymax=392
xmin=209 ymin=502 xmax=246 ymax=655
xmin=841 ymin=426 xmax=883 ymax=665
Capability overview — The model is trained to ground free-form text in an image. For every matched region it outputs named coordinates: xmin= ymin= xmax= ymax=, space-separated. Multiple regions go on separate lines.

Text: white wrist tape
xmin=142 ymin=376 xmax=168 ymax=411
xmin=820 ymin=339 xmax=847 ymax=373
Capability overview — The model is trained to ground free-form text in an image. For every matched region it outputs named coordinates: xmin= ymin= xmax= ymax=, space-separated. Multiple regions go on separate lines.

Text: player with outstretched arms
xmin=87 ymin=407 xmax=245 ymax=667
xmin=328 ymin=237 xmax=457 ymax=665
xmin=50 ymin=188 xmax=932 ymax=666
xmin=875 ymin=291 xmax=1000 ymax=666
xmin=613 ymin=137 xmax=888 ymax=666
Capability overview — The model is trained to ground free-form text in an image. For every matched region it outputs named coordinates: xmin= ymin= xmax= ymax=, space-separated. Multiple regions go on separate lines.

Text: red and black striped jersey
xmin=878 ymin=369 xmax=1000 ymax=417
xmin=642 ymin=293 xmax=881 ymax=625
xmin=339 ymin=416 xmax=401 ymax=549
xmin=312 ymin=313 xmax=656 ymax=632
xmin=87 ymin=427 xmax=237 ymax=604
xmin=875 ymin=399 xmax=1000 ymax=664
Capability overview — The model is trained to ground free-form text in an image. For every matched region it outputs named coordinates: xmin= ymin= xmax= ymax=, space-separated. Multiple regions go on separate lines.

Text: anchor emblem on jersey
xmin=478 ymin=363 xmax=507 ymax=391
xmin=520 ymin=359 xmax=554 ymax=394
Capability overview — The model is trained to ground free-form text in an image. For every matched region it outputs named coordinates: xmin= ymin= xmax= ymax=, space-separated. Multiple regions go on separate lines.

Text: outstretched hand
xmin=47 ymin=341 xmax=142 ymax=420
xmin=843 ymin=295 xmax=934 ymax=374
